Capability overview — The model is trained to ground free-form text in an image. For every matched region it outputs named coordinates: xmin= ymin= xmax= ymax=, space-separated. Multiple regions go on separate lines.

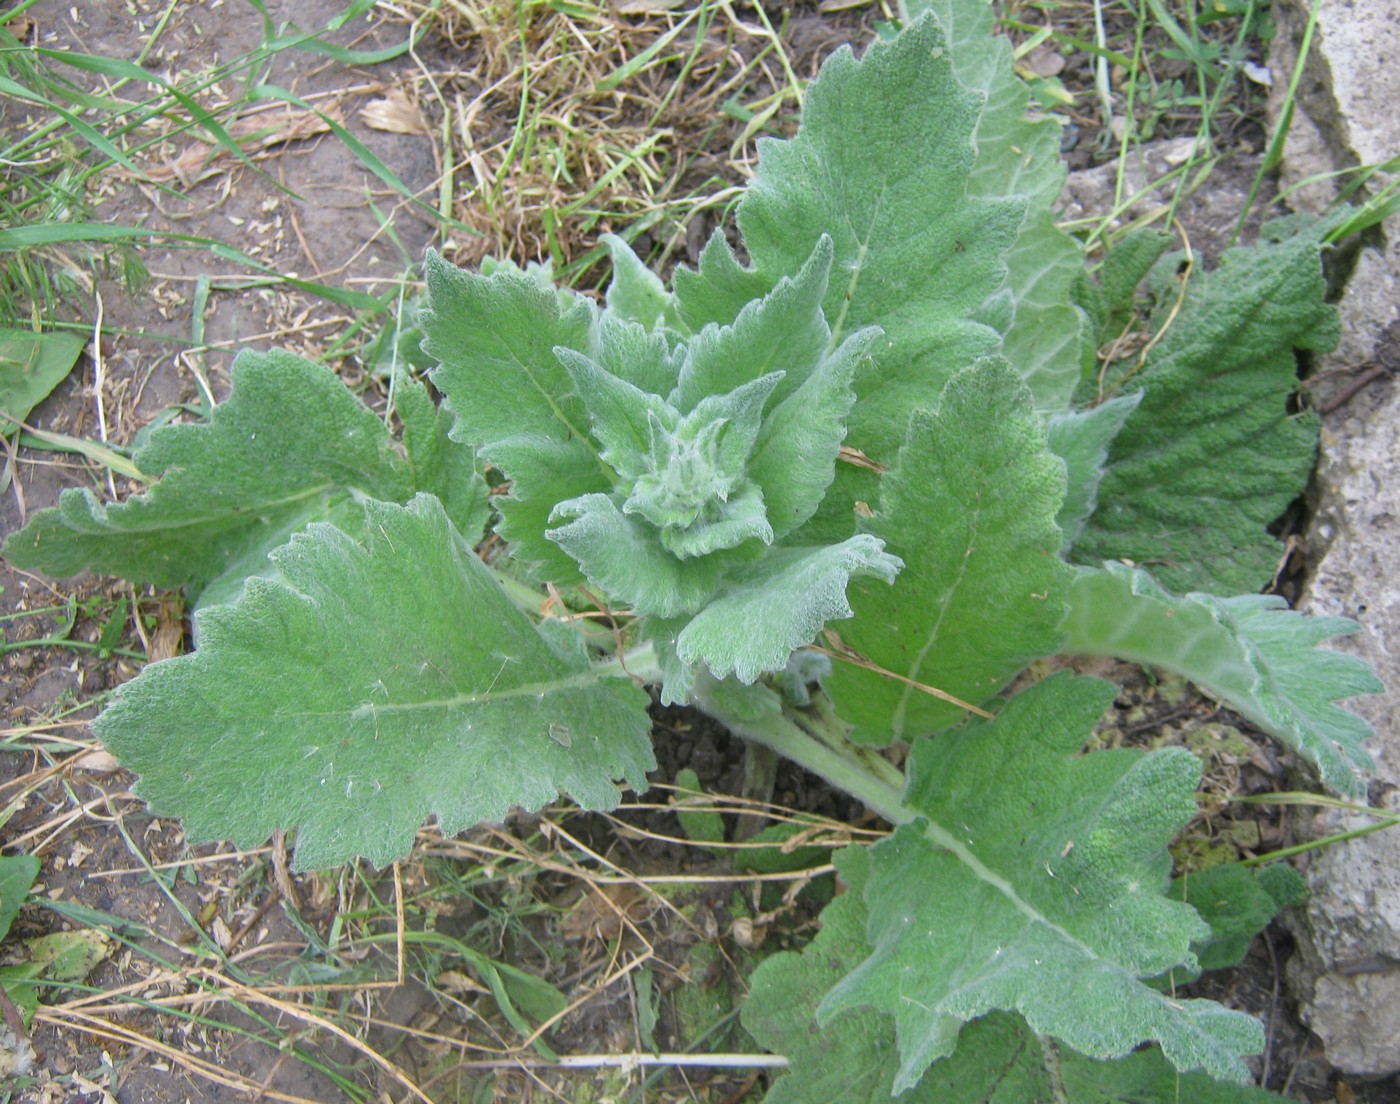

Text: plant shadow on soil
xmin=3 ymin=0 xmax=1398 ymax=1101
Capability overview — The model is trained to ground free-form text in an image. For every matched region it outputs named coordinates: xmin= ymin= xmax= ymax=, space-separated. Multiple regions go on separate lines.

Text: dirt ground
xmin=2 ymin=0 xmax=1397 ymax=1102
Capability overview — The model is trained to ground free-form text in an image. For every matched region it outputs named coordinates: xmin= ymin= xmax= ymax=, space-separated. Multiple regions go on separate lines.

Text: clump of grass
xmin=0 ymin=14 xmax=146 ymax=327
xmin=412 ymin=0 xmax=806 ymax=282
xmin=1000 ymin=0 xmax=1279 ymax=244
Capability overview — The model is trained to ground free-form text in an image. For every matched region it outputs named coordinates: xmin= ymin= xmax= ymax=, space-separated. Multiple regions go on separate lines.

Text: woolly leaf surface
xmin=673 ymin=18 xmax=1023 ymax=466
xmin=1168 ymin=863 xmax=1307 ymax=978
xmin=483 ymin=436 xmax=611 ymax=582
xmin=670 ymin=237 xmax=834 ymax=414
xmin=1048 ymin=392 xmax=1141 ymax=551
xmin=554 ymin=348 xmax=669 ymax=483
xmin=677 ymin=535 xmax=902 ymax=684
xmin=2 ymin=352 xmax=485 ymax=609
xmin=746 ymin=850 xmax=1287 ymax=1102
xmin=820 ymin=673 xmax=1263 ymax=1091
xmin=393 ymin=376 xmax=492 ymax=545
xmin=824 ymin=359 xmax=1072 ymax=742
xmin=546 ymin=493 xmax=724 ymax=617
xmin=587 ymin=310 xmax=683 ymax=399
xmin=747 ymin=327 xmax=876 ymax=541
xmin=905 ymin=0 xmax=1090 ymax=411
xmin=1061 ymin=562 xmax=1380 ymax=795
xmin=95 ymin=495 xmax=653 ymax=871
xmin=423 ymin=250 xmax=598 ymax=451
xmin=601 ymin=233 xmax=680 ymax=333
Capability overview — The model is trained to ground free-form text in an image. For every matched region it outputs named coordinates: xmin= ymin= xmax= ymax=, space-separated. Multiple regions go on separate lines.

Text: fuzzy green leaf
xmin=95 ymin=494 xmax=653 ymax=871
xmin=1073 ymin=224 xmax=1337 ymax=593
xmin=743 ymin=846 xmax=914 ymax=1103
xmin=587 ymin=311 xmax=684 ymax=406
xmin=745 ymin=850 xmax=1287 ymax=1103
xmin=748 ymin=327 xmax=877 ymax=541
xmin=1169 ymin=863 xmax=1307 ymax=978
xmin=820 ymin=673 xmax=1264 ymax=1091
xmin=423 ymin=250 xmax=599 ymax=452
xmin=2 ymin=351 xmax=481 ymax=608
xmin=484 ymin=436 xmax=612 ymax=582
xmin=677 ymin=535 xmax=902 ymax=684
xmin=673 ymin=17 xmax=1024 ymax=466
xmin=1060 ymin=562 xmax=1380 ymax=795
xmin=1074 ymin=228 xmax=1173 ymax=345
xmin=905 ymin=0 xmax=1091 ymax=411
xmin=655 ymin=481 xmax=772 ymax=560
xmin=670 ymin=237 xmax=835 ymax=415
xmin=672 ymin=371 xmax=784 ymax=492
xmin=554 ymin=348 xmax=670 ymax=483
xmin=1047 ymin=393 xmax=1141 ymax=551
xmin=601 ymin=233 xmax=679 ymax=333
xmin=393 ymin=376 xmax=492 ymax=545
xmin=824 ymin=359 xmax=1072 ymax=742
xmin=546 ymin=493 xmax=724 ymax=617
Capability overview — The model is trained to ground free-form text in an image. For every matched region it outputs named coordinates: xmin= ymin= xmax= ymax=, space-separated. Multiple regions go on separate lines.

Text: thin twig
xmin=805 ymin=643 xmax=994 ymax=719
xmin=442 ymin=1052 xmax=790 ymax=1071
xmin=90 ymin=289 xmax=116 ymax=499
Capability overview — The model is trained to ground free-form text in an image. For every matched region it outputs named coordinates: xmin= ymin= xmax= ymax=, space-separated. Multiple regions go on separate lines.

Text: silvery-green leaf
xmin=1060 ymin=562 xmax=1381 ymax=795
xmin=3 ymin=351 xmax=481 ymax=610
xmin=677 ymin=535 xmax=901 ymax=684
xmin=554 ymin=348 xmax=672 ymax=482
xmin=483 ymin=436 xmax=612 ymax=581
xmin=587 ymin=310 xmax=684 ymax=397
xmin=602 ymin=233 xmax=681 ymax=333
xmin=1047 ymin=392 xmax=1141 ymax=552
xmin=820 ymin=673 xmax=1264 ymax=1092
xmin=95 ymin=495 xmax=653 ymax=871
xmin=671 ymin=236 xmax=834 ymax=414
xmin=748 ymin=327 xmax=877 ymax=541
xmin=674 ymin=19 xmax=1023 ymax=465
xmin=679 ymin=370 xmax=785 ymax=482
xmin=745 ymin=849 xmax=1287 ymax=1103
xmin=824 ymin=359 xmax=1072 ymax=742
xmin=423 ymin=250 xmax=600 ymax=453
xmin=906 ymin=0 xmax=1091 ymax=411
xmin=657 ymin=480 xmax=773 ymax=560
xmin=547 ymin=493 xmax=724 ymax=617
xmin=395 ymin=376 xmax=492 ymax=546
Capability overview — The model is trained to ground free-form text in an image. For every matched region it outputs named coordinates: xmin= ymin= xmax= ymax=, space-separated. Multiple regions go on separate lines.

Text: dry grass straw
xmin=2 ymin=717 xmax=857 ymax=1101
xmin=405 ymin=0 xmax=809 ymax=277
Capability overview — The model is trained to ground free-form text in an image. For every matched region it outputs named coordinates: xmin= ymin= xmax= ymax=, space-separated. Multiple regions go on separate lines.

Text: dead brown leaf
xmin=434 ymin=969 xmax=488 ymax=996
xmin=561 ymin=884 xmax=650 ymax=942
xmin=147 ymin=596 xmax=184 ymax=663
xmin=1020 ymin=44 xmax=1066 ymax=79
xmin=361 ymin=88 xmax=431 ymax=136
xmin=837 ymin=445 xmax=887 ymax=473
xmin=143 ymin=105 xmax=344 ymax=188
xmin=69 ymin=746 xmax=120 ymax=774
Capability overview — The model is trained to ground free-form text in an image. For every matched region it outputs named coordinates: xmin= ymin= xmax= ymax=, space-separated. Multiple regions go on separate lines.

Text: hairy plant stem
xmin=689 ymin=673 xmax=910 ymax=826
xmin=596 ymin=638 xmax=911 ymax=826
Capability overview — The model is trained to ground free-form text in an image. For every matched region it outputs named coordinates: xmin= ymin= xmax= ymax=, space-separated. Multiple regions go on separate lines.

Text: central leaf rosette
xmin=553 ymin=370 xmax=782 ymax=565
xmin=425 ymin=234 xmax=902 ymax=699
